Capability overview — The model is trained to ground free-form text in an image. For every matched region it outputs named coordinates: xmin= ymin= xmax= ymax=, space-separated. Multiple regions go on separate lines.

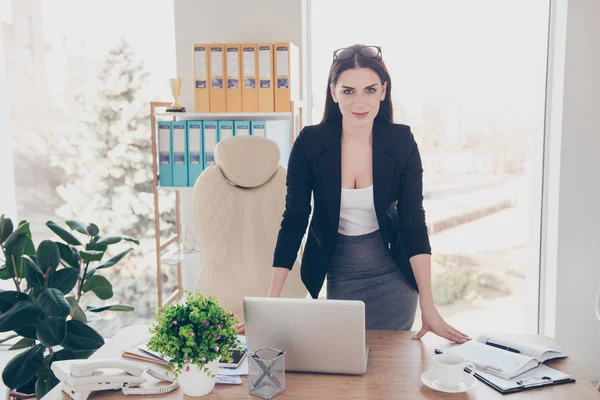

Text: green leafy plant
xmin=148 ymin=291 xmax=240 ymax=379
xmin=0 ymin=214 xmax=137 ymax=398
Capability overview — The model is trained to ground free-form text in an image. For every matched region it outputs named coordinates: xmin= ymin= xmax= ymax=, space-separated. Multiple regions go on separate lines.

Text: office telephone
xmin=50 ymin=358 xmax=179 ymax=400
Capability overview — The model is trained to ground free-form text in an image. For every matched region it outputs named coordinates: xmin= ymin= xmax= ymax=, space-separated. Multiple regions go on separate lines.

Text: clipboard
xmin=434 ymin=349 xmax=576 ymax=394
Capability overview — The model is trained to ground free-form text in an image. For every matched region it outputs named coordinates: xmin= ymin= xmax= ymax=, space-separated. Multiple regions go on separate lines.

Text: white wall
xmin=542 ymin=0 xmax=600 ymax=381
xmin=0 ymin=13 xmax=18 ymax=221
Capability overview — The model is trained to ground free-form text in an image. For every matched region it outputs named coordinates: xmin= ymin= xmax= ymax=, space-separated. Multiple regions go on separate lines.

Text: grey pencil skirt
xmin=326 ymin=229 xmax=419 ymax=331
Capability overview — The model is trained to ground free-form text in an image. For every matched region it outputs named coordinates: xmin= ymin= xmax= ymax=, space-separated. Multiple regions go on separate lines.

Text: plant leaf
xmin=65 ymin=296 xmax=87 ymax=323
xmin=66 ymin=220 xmax=88 ymax=235
xmin=0 ymin=266 xmax=11 ymax=280
xmin=94 ymin=248 xmax=133 ymax=271
xmin=0 ymin=301 xmax=43 ymax=332
xmin=86 ymin=304 xmax=134 ymax=312
xmin=0 ymin=290 xmax=31 ymax=313
xmin=46 ymin=221 xmax=82 ymax=246
xmin=79 ymin=250 xmax=104 ymax=263
xmin=0 ymin=215 xmax=13 ymax=243
xmin=22 ymin=255 xmax=43 ymax=275
xmin=82 ymin=275 xmax=113 ymax=300
xmin=8 ymin=337 xmax=35 ymax=350
xmin=61 ymin=320 xmax=104 ymax=351
xmin=36 ymin=316 xmax=67 ymax=347
xmin=1 ymin=343 xmax=44 ymax=389
xmin=35 ymin=361 xmax=60 ymax=400
xmin=86 ymin=242 xmax=107 ymax=252
xmin=86 ymin=223 xmax=99 ymax=236
xmin=15 ymin=325 xmax=38 ymax=339
xmin=5 ymin=234 xmax=35 ymax=279
xmin=50 ymin=349 xmax=75 ymax=363
xmin=23 ymin=256 xmax=45 ymax=290
xmin=38 ymin=288 xmax=70 ymax=318
xmin=3 ymin=221 xmax=30 ymax=249
xmin=56 ymin=243 xmax=79 ymax=269
xmin=37 ymin=240 xmax=60 ymax=274
xmin=49 ymin=268 xmax=78 ymax=295
xmin=95 ymin=235 xmax=139 ymax=246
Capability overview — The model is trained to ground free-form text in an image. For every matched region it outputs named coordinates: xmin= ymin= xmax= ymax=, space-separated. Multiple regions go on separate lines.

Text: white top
xmin=338 ymin=185 xmax=380 ymax=236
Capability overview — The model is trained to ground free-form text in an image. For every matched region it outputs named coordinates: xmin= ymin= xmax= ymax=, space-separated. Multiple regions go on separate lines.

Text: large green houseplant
xmin=0 ymin=214 xmax=137 ymax=398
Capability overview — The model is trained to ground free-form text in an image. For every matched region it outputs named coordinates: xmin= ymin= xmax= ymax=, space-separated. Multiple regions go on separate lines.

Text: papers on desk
xmin=444 ymin=334 xmax=567 ymax=380
xmin=121 ymin=334 xmax=248 ymax=384
xmin=473 ymin=363 xmax=574 ymax=392
xmin=438 ymin=333 xmax=575 ymax=393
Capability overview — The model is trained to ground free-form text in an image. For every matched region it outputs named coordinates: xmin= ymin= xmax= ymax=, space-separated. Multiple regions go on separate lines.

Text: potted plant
xmin=147 ymin=290 xmax=240 ymax=397
xmin=0 ymin=215 xmax=136 ymax=398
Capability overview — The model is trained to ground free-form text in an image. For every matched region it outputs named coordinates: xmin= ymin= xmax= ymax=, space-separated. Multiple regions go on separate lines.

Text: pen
xmin=485 ymin=340 xmax=520 ymax=354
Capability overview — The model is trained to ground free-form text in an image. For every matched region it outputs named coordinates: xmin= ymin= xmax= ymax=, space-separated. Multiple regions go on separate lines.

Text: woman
xmin=238 ymin=44 xmax=470 ymax=344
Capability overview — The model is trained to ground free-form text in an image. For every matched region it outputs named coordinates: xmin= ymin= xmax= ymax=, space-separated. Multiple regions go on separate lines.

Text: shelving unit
xmin=149 ymin=100 xmax=303 ymax=307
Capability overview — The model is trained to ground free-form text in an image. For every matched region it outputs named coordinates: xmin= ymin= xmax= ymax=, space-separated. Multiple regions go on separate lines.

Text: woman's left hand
xmin=412 ymin=302 xmax=471 ymax=343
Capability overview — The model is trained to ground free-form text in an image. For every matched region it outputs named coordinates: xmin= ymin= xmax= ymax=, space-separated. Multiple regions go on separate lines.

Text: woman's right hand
xmin=235 ymin=323 xmax=246 ymax=334
xmin=236 ymin=290 xmax=282 ymax=335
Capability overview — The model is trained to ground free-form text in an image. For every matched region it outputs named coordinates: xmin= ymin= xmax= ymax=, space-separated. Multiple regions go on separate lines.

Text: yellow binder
xmin=257 ymin=43 xmax=274 ymax=112
xmin=274 ymin=42 xmax=300 ymax=112
xmin=193 ymin=44 xmax=210 ymax=112
xmin=225 ymin=44 xmax=243 ymax=112
xmin=241 ymin=44 xmax=259 ymax=112
xmin=208 ymin=44 xmax=227 ymax=112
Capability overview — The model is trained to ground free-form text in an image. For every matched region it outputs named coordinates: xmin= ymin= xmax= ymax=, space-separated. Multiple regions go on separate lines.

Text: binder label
xmin=189 ymin=124 xmax=201 ymax=164
xmin=158 ymin=125 xmax=170 ymax=164
xmin=204 ymin=124 xmax=217 ymax=167
xmin=244 ymin=78 xmax=256 ymax=89
xmin=196 ymin=80 xmax=207 ymax=88
xmin=173 ymin=125 xmax=186 ymax=165
xmin=277 ymin=78 xmax=289 ymax=89
xmin=212 ymin=78 xmax=223 ymax=89
xmin=260 ymin=80 xmax=271 ymax=88
xmin=194 ymin=47 xmax=207 ymax=79
xmin=228 ymin=79 xmax=239 ymax=89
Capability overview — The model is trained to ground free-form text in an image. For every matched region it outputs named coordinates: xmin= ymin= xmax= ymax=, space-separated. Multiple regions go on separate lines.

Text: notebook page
xmin=445 ymin=341 xmax=539 ymax=380
xmin=477 ymin=334 xmax=566 ymax=362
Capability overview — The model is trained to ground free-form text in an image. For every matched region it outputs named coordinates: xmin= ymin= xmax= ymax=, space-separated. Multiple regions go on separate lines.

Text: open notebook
xmin=443 ymin=334 xmax=567 ymax=380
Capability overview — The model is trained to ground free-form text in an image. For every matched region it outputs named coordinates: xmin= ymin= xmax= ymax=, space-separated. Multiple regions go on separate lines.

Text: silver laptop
xmin=243 ymin=297 xmax=369 ymax=375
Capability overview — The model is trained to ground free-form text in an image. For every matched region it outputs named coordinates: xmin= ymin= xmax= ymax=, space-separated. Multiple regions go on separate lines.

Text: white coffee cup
xmin=432 ymin=353 xmax=475 ymax=389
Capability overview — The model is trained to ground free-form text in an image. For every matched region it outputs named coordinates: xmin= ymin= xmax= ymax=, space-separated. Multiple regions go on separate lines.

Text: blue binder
xmin=234 ymin=120 xmax=250 ymax=136
xmin=187 ymin=121 xmax=203 ymax=187
xmin=218 ymin=120 xmax=234 ymax=141
xmin=171 ymin=121 xmax=188 ymax=187
xmin=157 ymin=121 xmax=173 ymax=186
xmin=203 ymin=121 xmax=218 ymax=169
xmin=250 ymin=120 xmax=266 ymax=137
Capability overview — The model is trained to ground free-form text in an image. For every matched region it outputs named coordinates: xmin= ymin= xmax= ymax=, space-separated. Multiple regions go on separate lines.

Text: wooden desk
xmin=43 ymin=325 xmax=598 ymax=399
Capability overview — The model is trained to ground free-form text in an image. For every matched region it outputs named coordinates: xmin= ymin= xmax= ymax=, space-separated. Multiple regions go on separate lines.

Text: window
xmin=4 ymin=0 xmax=177 ymax=337
xmin=310 ymin=0 xmax=550 ymax=334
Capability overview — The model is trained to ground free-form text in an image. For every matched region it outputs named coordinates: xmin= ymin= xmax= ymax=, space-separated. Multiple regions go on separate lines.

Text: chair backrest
xmin=192 ymin=135 xmax=307 ymax=318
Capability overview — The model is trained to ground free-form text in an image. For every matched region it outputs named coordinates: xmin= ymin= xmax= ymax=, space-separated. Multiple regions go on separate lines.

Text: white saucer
xmin=421 ymin=369 xmax=478 ymax=393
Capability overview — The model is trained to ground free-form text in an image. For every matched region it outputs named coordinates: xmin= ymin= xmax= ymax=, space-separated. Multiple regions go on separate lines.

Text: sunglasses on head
xmin=332 ymin=45 xmax=382 ymax=62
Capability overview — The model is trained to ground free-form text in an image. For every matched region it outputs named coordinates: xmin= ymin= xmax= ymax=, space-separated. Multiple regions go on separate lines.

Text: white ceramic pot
xmin=177 ymin=358 xmax=220 ymax=397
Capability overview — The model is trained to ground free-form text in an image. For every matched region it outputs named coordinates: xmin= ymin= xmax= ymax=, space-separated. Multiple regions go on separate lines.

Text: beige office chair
xmin=191 ymin=135 xmax=308 ymax=320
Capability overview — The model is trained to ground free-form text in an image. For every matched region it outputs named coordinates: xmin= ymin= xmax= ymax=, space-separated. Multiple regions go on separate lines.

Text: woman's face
xmin=330 ymin=67 xmax=387 ymax=128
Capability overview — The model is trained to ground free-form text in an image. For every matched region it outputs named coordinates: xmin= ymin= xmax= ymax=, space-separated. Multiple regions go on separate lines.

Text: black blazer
xmin=272 ymin=117 xmax=432 ymax=299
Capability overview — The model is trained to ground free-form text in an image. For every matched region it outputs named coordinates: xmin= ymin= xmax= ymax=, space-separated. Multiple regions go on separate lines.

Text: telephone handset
xmin=51 ymin=358 xmax=179 ymax=400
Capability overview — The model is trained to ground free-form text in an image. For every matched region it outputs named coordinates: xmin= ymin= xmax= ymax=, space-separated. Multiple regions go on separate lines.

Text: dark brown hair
xmin=321 ymin=44 xmax=393 ymax=124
